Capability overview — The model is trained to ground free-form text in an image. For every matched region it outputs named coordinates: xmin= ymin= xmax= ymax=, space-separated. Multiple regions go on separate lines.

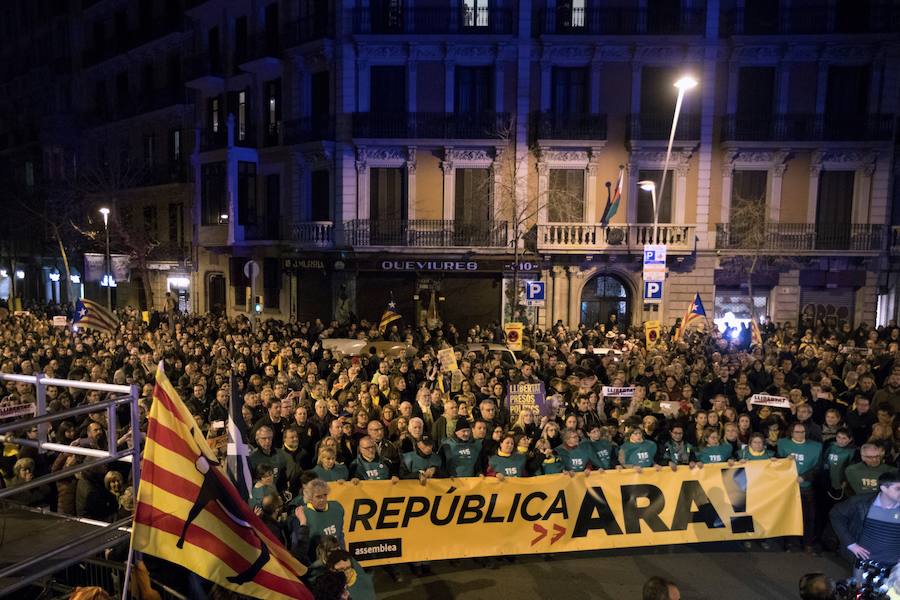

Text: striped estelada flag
xmin=750 ymin=319 xmax=763 ymax=347
xmin=226 ymin=374 xmax=253 ymax=502
xmin=674 ymin=293 xmax=707 ymax=341
xmin=132 ymin=363 xmax=311 ymax=600
xmin=73 ymin=298 xmax=119 ymax=334
xmin=378 ymin=295 xmax=401 ymax=334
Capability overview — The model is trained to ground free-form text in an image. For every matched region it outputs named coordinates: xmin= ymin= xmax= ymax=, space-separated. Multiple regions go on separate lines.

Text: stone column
xmin=769 ymin=152 xmax=789 ymax=222
xmin=806 ymin=152 xmax=823 ymax=224
xmin=441 ymin=149 xmax=454 ymax=221
xmin=567 ymin=266 xmax=581 ymax=328
xmin=551 ymin=266 xmax=565 ymax=325
xmin=407 ymin=147 xmax=417 ymax=220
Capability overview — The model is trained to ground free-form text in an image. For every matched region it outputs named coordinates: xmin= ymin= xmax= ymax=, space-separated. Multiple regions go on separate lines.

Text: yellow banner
xmin=644 ymin=320 xmax=661 ymax=347
xmin=329 ymin=461 xmax=802 ymax=566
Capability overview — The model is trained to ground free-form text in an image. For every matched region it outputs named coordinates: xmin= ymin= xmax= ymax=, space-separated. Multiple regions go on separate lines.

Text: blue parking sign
xmin=524 ymin=281 xmax=545 ymax=307
xmin=643 ymin=280 xmax=663 ymax=303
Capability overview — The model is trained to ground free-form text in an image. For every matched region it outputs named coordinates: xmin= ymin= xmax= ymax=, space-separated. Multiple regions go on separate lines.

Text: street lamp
xmin=99 ymin=207 xmax=111 ymax=311
xmin=656 ymin=75 xmax=698 ymax=242
xmin=638 ymin=180 xmax=658 ymax=239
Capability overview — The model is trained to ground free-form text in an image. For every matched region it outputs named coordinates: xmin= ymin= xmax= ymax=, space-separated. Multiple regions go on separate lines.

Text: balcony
xmin=290 ymin=222 xmax=335 ymax=248
xmin=716 ymin=223 xmax=886 ymax=254
xmin=283 ymin=13 xmax=335 ymax=47
xmin=345 ymin=220 xmax=509 ymax=248
xmin=533 ymin=112 xmax=607 ymax=141
xmin=537 ymin=6 xmax=705 ymax=35
xmin=721 ymin=3 xmax=900 ymax=36
xmin=238 ymin=32 xmax=283 ymax=77
xmin=282 ymin=118 xmax=335 ymax=145
xmin=353 ymin=112 xmax=509 ymax=139
xmin=353 ymin=6 xmax=514 ymax=35
xmin=628 ymin=113 xmax=700 ymax=141
xmin=537 ymin=223 xmax=695 ymax=253
xmin=184 ymin=53 xmax=225 ymax=94
xmin=148 ymin=241 xmax=190 ymax=263
xmin=720 ymin=114 xmax=895 ymax=142
xmin=139 ymin=162 xmax=188 ymax=187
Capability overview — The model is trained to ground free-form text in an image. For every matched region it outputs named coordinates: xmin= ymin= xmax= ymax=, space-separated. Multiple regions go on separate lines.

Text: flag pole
xmin=120 ymin=543 xmax=135 ymax=600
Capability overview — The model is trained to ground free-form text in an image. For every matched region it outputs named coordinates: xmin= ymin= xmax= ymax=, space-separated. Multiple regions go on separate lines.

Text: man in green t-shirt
xmin=290 ymin=478 xmax=345 ymax=565
xmin=845 ymin=443 xmax=898 ymax=495
xmin=777 ymin=421 xmax=823 ymax=552
xmin=823 ymin=429 xmax=855 ymax=492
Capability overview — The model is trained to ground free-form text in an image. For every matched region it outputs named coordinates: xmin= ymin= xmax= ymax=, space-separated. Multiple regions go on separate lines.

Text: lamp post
xmin=99 ymin=207 xmax=111 ymax=311
xmin=656 ymin=75 xmax=698 ymax=243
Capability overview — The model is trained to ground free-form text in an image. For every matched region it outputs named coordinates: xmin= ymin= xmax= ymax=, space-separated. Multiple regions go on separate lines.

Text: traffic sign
xmin=643 ymin=244 xmax=667 ymax=265
xmin=643 ymin=280 xmax=664 ymax=303
xmin=524 ymin=280 xmax=545 ymax=307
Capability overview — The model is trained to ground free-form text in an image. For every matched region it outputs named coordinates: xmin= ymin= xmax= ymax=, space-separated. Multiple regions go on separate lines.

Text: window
xmin=731 ymin=170 xmax=767 ymax=208
xmin=825 ymin=66 xmax=870 ymax=139
xmin=552 ymin=67 xmax=587 ymax=116
xmin=230 ymin=257 xmax=249 ymax=305
xmin=237 ymin=161 xmax=257 ymax=225
xmin=640 ymin=66 xmax=676 ymax=116
xmin=714 ymin=289 xmax=768 ymax=333
xmin=580 ymin=274 xmax=630 ymax=328
xmin=462 ymin=0 xmax=489 ymax=28
xmin=456 ymin=67 xmax=493 ymax=114
xmin=263 ymin=257 xmax=280 ymax=309
xmin=234 ymin=15 xmax=248 ymax=69
xmin=265 ymin=174 xmax=281 ymax=238
xmin=548 ymin=169 xmax=584 ymax=222
xmin=371 ymin=66 xmax=406 ymax=113
xmin=816 ymin=171 xmax=854 ymax=250
xmin=201 ymin=162 xmax=227 ymax=225
xmin=143 ymin=134 xmax=155 ymax=167
xmin=171 ymin=129 xmax=182 ymax=162
xmin=265 ymin=79 xmax=281 ymax=138
xmin=743 ymin=0 xmax=779 ymax=34
xmin=264 ymin=3 xmax=280 ymax=53
xmin=636 ymin=170 xmax=672 ymax=223
xmin=646 ymin=0 xmax=681 ymax=34
xmin=310 ymin=170 xmax=330 ymax=221
xmin=557 ymin=0 xmax=586 ymax=29
xmin=311 ymin=72 xmax=329 ymax=116
xmin=736 ymin=67 xmax=775 ymax=119
xmin=208 ymin=26 xmax=221 ymax=72
xmin=370 ymin=168 xmax=407 ymax=244
xmin=210 ymin=97 xmax=220 ymax=133
xmin=168 ymin=203 xmax=183 ymax=244
xmin=143 ymin=205 xmax=158 ymax=235
xmin=455 ymin=168 xmax=494 ymax=244
xmin=24 ymin=161 xmax=34 ymax=190
xmin=238 ymin=91 xmax=247 ymax=141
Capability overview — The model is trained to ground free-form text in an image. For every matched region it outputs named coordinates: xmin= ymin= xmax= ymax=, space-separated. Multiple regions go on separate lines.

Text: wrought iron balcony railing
xmin=716 ymin=223 xmax=886 ymax=253
xmin=536 ymin=6 xmax=705 ymax=35
xmin=628 ymin=113 xmax=700 ymax=141
xmin=290 ymin=222 xmax=335 ymax=247
xmin=353 ymin=6 xmax=514 ymax=34
xmin=353 ymin=112 xmax=509 ymax=139
xmin=282 ymin=118 xmax=336 ymax=145
xmin=283 ymin=13 xmax=336 ymax=47
xmin=345 ymin=220 xmax=509 ymax=248
xmin=533 ymin=112 xmax=607 ymax=140
xmin=720 ymin=3 xmax=900 ymax=36
xmin=720 ymin=114 xmax=895 ymax=142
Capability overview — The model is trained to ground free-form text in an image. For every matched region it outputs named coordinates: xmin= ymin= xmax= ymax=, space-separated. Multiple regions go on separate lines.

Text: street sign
xmin=243 ymin=260 xmax=260 ymax=281
xmin=504 ymin=322 xmax=524 ymax=351
xmin=524 ymin=280 xmax=545 ymax=307
xmin=643 ymin=243 xmax=667 ymax=281
xmin=643 ymin=280 xmax=664 ymax=303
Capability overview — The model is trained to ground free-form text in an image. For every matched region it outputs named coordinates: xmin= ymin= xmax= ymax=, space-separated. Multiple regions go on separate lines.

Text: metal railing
xmin=720 ymin=2 xmax=900 ymax=35
xmin=49 ymin=558 xmax=187 ymax=600
xmin=353 ymin=112 xmax=509 ymax=139
xmin=720 ymin=114 xmax=895 ymax=142
xmin=628 ymin=113 xmax=700 ymax=140
xmin=716 ymin=222 xmax=887 ymax=252
xmin=537 ymin=6 xmax=706 ymax=35
xmin=283 ymin=117 xmax=336 ymax=144
xmin=0 ymin=373 xmax=141 ymax=597
xmin=353 ymin=6 xmax=514 ymax=34
xmin=283 ymin=12 xmax=336 ymax=47
xmin=345 ymin=219 xmax=509 ymax=248
xmin=290 ymin=221 xmax=335 ymax=247
xmin=533 ymin=112 xmax=607 ymax=140
xmin=538 ymin=223 xmax=695 ymax=252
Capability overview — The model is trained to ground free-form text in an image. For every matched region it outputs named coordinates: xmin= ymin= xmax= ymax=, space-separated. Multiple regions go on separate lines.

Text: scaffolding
xmin=0 ymin=372 xmax=142 ymax=597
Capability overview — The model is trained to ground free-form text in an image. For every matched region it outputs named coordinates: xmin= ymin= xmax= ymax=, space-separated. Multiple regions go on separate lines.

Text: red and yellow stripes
xmin=132 ymin=364 xmax=311 ymax=600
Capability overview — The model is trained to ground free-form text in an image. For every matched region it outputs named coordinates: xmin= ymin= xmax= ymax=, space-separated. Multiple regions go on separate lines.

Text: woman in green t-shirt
xmin=618 ymin=427 xmax=658 ymax=470
xmin=738 ymin=432 xmax=775 ymax=461
xmin=311 ymin=447 xmax=349 ymax=482
xmin=697 ymin=427 xmax=736 ymax=465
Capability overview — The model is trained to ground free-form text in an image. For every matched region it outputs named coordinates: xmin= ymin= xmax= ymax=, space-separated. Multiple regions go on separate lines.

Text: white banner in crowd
xmin=0 ymin=403 xmax=36 ymax=420
xmin=749 ymin=394 xmax=791 ymax=409
xmin=601 ymin=386 xmax=636 ymax=397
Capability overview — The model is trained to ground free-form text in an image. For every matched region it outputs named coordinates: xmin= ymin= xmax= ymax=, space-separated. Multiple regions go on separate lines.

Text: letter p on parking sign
xmin=524 ymin=281 xmax=545 ymax=307
xmin=643 ymin=280 xmax=663 ymax=304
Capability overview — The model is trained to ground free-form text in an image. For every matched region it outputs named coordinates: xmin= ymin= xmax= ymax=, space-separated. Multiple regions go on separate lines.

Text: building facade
xmin=2 ymin=0 xmax=899 ymax=329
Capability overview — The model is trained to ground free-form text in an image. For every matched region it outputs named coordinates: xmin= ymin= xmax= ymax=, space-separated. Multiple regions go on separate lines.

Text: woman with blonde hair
xmin=311 ymin=447 xmax=349 ymax=482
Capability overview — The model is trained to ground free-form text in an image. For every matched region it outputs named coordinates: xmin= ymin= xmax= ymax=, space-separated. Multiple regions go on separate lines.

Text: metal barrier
xmin=0 ymin=372 xmax=142 ymax=597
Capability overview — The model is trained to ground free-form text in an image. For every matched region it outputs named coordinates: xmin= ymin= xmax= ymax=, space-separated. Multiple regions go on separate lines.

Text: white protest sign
xmin=601 ymin=386 xmax=636 ymax=397
xmin=750 ymin=394 xmax=791 ymax=409
xmin=0 ymin=403 xmax=36 ymax=420
xmin=659 ymin=401 xmax=680 ymax=417
xmin=437 ymin=347 xmax=459 ymax=372
xmin=52 ymin=316 xmax=67 ymax=327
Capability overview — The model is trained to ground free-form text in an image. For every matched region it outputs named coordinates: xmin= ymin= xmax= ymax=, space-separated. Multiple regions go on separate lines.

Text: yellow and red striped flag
xmin=673 ymin=293 xmax=707 ymax=341
xmin=132 ymin=364 xmax=311 ymax=600
xmin=750 ymin=320 xmax=763 ymax=347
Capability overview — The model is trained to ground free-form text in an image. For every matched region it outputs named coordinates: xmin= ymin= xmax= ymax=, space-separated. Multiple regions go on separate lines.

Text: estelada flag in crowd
xmin=750 ymin=320 xmax=763 ymax=347
xmin=674 ymin=293 xmax=706 ymax=341
xmin=644 ymin=320 xmax=661 ymax=347
xmin=378 ymin=296 xmax=401 ymax=333
xmin=132 ymin=364 xmax=312 ymax=600
xmin=73 ymin=298 xmax=119 ymax=335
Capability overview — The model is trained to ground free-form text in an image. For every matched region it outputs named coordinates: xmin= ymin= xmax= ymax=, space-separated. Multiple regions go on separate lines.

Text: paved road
xmin=371 ymin=544 xmax=850 ymax=599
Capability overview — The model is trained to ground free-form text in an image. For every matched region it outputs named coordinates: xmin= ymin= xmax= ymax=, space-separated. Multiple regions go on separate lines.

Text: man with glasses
xmin=845 ymin=443 xmax=898 ymax=495
xmin=366 ymin=419 xmax=399 ymax=467
xmin=831 ymin=472 xmax=900 ymax=577
xmin=249 ymin=425 xmax=289 ymax=493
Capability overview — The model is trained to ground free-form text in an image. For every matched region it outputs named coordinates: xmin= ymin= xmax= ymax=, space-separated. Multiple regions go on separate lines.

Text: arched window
xmin=580 ymin=274 xmax=630 ymax=327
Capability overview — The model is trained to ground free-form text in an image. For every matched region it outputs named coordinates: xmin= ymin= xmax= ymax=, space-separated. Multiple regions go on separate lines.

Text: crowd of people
xmin=1 ymin=302 xmax=899 ymax=599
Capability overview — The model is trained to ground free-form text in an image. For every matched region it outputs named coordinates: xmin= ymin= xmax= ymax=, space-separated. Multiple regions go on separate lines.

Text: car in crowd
xmin=320 ymin=338 xmax=417 ymax=358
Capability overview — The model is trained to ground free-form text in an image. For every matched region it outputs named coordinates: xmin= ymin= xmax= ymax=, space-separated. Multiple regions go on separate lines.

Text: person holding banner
xmin=618 ymin=427 xmax=659 ymax=470
xmin=440 ymin=418 xmax=484 ymax=477
xmin=555 ymin=430 xmax=596 ymax=473
xmin=400 ymin=435 xmax=443 ymax=483
xmin=660 ymin=424 xmax=698 ymax=468
xmin=739 ymin=433 xmax=775 ymax=461
xmin=487 ymin=433 xmax=528 ymax=479
xmin=696 ymin=428 xmax=736 ymax=465
xmin=778 ymin=422 xmax=824 ymax=553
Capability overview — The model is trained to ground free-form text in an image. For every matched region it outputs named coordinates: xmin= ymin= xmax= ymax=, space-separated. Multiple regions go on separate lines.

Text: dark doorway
xmin=208 ymin=273 xmax=226 ymax=315
xmin=580 ymin=274 xmax=631 ymax=328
